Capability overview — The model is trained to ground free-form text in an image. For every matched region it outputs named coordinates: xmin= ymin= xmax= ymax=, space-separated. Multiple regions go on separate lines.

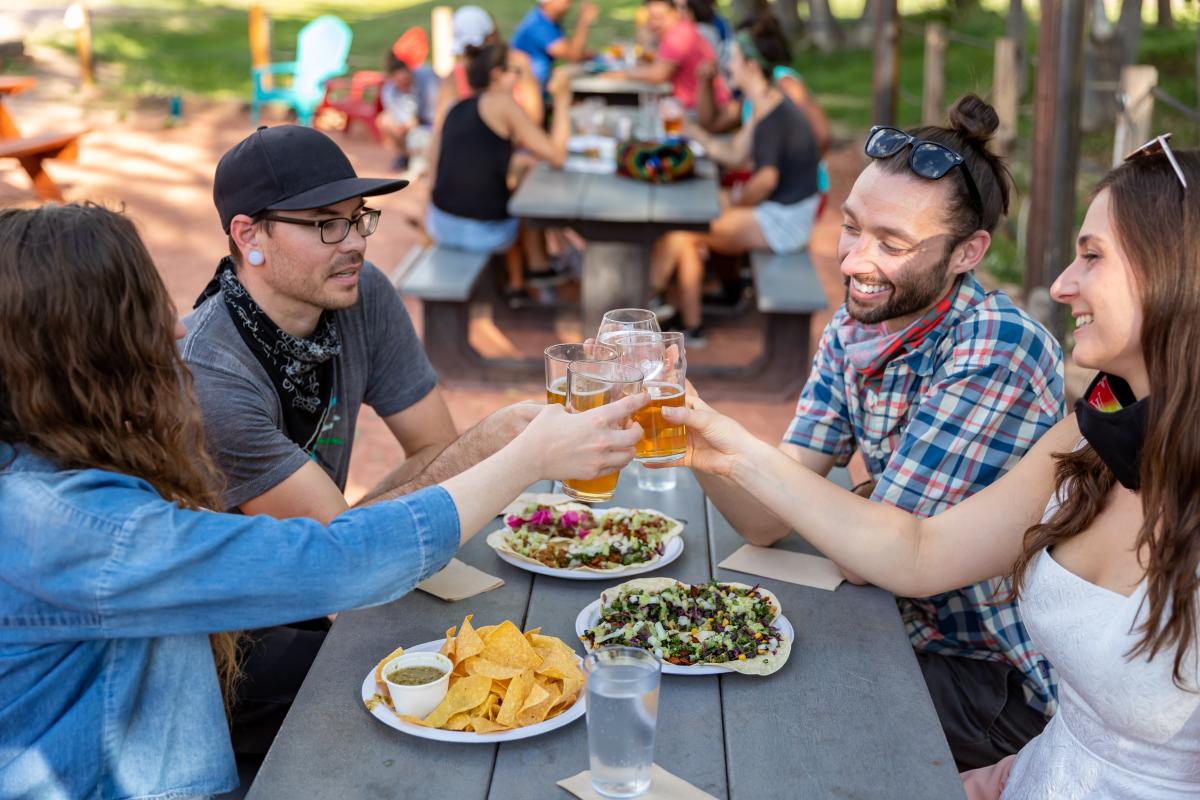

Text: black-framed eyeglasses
xmin=1123 ymin=132 xmax=1188 ymax=189
xmin=864 ymin=126 xmax=984 ymax=227
xmin=256 ymin=207 xmax=381 ymax=244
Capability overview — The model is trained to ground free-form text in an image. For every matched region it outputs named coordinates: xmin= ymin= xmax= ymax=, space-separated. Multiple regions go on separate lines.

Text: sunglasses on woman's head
xmin=864 ymin=125 xmax=984 ymax=224
xmin=1123 ymin=132 xmax=1188 ymax=189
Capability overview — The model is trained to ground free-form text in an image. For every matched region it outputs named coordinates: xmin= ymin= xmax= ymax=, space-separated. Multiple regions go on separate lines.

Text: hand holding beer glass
xmin=563 ymin=361 xmax=644 ymax=503
xmin=609 ymin=331 xmax=687 ymax=464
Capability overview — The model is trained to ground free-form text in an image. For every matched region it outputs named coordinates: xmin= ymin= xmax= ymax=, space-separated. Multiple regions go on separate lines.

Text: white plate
xmin=573 ymin=599 xmax=794 ymax=676
xmin=360 ymin=639 xmax=587 ymax=743
xmin=491 ymin=535 xmax=685 ymax=581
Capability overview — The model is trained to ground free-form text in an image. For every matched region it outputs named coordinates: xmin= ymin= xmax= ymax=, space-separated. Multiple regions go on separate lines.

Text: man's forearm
xmin=695 ymin=469 xmax=792 ymax=546
xmin=355 ymin=442 xmax=449 ymax=506
xmin=567 ymin=20 xmax=592 ymax=61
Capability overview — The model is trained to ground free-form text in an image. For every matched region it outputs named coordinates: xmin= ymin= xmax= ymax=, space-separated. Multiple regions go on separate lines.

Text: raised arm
xmin=547 ymin=1 xmax=598 ymax=63
xmin=669 ymin=401 xmax=1077 ymax=596
xmin=504 ymin=68 xmax=574 ymax=167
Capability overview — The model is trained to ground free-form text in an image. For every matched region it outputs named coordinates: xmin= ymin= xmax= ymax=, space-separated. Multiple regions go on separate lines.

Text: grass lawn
xmin=31 ymin=0 xmax=1199 ymax=282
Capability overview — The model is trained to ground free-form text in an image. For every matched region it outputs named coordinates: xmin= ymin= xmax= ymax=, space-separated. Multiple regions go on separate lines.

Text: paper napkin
xmin=558 ymin=765 xmax=718 ymax=800
xmin=501 ymin=492 xmax=575 ymax=517
xmin=719 ymin=544 xmax=846 ymax=591
xmin=416 ymin=558 xmax=504 ymax=602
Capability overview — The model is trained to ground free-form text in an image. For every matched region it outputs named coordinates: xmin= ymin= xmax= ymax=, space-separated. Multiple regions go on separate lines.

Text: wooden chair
xmin=316 ymin=71 xmax=384 ymax=142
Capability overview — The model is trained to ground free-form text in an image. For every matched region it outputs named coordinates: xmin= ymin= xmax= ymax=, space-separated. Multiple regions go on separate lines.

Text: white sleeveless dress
xmin=1001 ymin=545 xmax=1200 ymax=798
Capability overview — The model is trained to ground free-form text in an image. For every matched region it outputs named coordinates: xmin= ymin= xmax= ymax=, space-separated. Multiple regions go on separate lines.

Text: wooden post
xmin=1007 ymin=0 xmax=1027 ymax=92
xmin=1025 ymin=0 xmax=1087 ymax=340
xmin=67 ymin=2 xmax=94 ymax=88
xmin=994 ymin=37 xmax=1019 ymax=154
xmin=432 ymin=6 xmax=454 ymax=78
xmin=1156 ymin=0 xmax=1172 ymax=28
xmin=922 ymin=24 xmax=946 ymax=125
xmin=872 ymin=0 xmax=899 ymax=125
xmin=1111 ymin=65 xmax=1157 ymax=166
xmin=248 ymin=5 xmax=272 ymax=90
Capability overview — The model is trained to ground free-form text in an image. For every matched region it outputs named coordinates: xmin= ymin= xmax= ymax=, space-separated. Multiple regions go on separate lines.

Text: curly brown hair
xmin=0 ymin=203 xmax=241 ymax=709
xmin=1011 ymin=149 xmax=1200 ymax=689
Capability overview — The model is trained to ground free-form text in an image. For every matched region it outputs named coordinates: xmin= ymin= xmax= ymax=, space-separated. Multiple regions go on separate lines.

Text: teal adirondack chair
xmin=251 ymin=15 xmax=352 ymax=127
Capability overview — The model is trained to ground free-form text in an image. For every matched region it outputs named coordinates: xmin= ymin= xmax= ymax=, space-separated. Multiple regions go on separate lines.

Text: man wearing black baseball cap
xmin=180 ymin=125 xmax=539 ymax=754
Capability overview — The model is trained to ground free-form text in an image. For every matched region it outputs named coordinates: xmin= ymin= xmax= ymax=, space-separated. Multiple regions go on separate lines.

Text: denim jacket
xmin=0 ymin=443 xmax=460 ymax=799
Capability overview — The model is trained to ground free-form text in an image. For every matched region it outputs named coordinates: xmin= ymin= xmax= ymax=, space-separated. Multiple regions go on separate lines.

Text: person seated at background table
xmin=695 ymin=12 xmax=829 ymax=161
xmin=426 ymin=45 xmax=574 ymax=308
xmin=377 ymin=48 xmax=440 ymax=172
xmin=0 ymin=202 xmax=645 ymax=799
xmin=435 ymin=5 xmax=544 ymax=126
xmin=662 ymin=143 xmax=1200 ymax=800
xmin=605 ymin=0 xmax=730 ymax=110
xmin=675 ymin=96 xmax=1068 ymax=770
xmin=686 ymin=0 xmax=731 ymax=73
xmin=181 ymin=123 xmax=548 ymax=756
xmin=512 ymin=0 xmax=599 ymax=90
xmin=649 ymin=24 xmax=822 ymax=345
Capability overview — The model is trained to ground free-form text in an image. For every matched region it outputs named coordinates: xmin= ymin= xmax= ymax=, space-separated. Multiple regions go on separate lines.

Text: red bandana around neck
xmin=855 ymin=287 xmax=956 ymax=389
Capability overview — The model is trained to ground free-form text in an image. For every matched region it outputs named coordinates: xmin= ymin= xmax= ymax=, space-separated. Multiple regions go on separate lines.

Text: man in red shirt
xmin=608 ymin=0 xmax=729 ymax=109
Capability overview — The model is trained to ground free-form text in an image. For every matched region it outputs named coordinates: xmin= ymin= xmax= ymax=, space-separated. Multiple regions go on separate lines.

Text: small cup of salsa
xmin=383 ymin=652 xmax=452 ymax=719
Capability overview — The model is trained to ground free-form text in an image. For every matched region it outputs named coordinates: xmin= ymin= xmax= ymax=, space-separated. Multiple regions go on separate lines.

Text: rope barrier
xmin=1151 ymin=87 xmax=1200 ymax=124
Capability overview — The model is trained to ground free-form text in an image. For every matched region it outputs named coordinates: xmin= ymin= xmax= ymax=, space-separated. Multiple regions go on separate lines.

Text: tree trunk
xmin=1007 ymin=0 xmax=1027 ymax=92
xmin=850 ymin=0 xmax=875 ymax=48
xmin=775 ymin=0 xmax=803 ymax=41
xmin=1081 ymin=0 xmax=1119 ymax=133
xmin=807 ymin=0 xmax=842 ymax=52
xmin=730 ymin=0 xmax=759 ymax=27
xmin=1156 ymin=0 xmax=1172 ymax=28
xmin=1116 ymin=0 xmax=1144 ymax=66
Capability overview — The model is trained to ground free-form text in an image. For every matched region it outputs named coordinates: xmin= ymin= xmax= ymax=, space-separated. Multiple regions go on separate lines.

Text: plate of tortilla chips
xmin=575 ymin=578 xmax=793 ymax=676
xmin=361 ymin=615 xmax=587 ymax=742
xmin=486 ymin=502 xmax=685 ymax=580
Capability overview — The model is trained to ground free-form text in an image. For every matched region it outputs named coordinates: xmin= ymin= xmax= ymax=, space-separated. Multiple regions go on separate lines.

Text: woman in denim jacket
xmin=0 ymin=204 xmax=646 ymax=799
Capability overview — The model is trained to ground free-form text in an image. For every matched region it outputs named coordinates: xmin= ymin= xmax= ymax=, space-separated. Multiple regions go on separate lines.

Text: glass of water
xmin=585 ymin=646 xmax=661 ymax=798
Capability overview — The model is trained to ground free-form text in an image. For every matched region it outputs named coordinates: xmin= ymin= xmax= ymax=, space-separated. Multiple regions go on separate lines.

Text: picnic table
xmin=0 ymin=76 xmax=85 ymax=200
xmin=571 ymin=75 xmax=672 ymax=106
xmin=509 ymin=161 xmax=720 ymax=337
xmin=247 ymin=469 xmax=965 ymax=800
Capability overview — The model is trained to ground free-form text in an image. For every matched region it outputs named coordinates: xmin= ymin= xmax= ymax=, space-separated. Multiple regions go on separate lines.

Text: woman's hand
xmin=514 ymin=393 xmax=648 ymax=482
xmin=547 ymin=65 xmax=575 ymax=98
xmin=652 ymin=392 xmax=756 ymax=478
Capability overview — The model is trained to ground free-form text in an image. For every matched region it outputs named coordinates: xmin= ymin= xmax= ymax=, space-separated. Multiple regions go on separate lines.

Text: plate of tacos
xmin=574 ymin=578 xmax=792 ymax=676
xmin=486 ymin=502 xmax=684 ymax=580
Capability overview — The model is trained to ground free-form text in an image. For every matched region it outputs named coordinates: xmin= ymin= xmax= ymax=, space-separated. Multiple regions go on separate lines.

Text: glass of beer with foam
xmin=562 ymin=361 xmax=644 ymax=503
xmin=608 ymin=331 xmax=687 ymax=463
xmin=544 ymin=342 xmax=619 ymax=405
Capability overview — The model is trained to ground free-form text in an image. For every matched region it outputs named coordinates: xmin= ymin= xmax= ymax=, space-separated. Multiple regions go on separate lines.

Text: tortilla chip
xmin=444 ymin=712 xmax=473 ymax=731
xmin=422 ymin=674 xmax=493 ymax=728
xmin=481 ymin=621 xmax=543 ymax=669
xmin=495 ymin=669 xmax=536 ymax=727
xmin=454 ymin=615 xmax=486 ymax=664
xmin=372 ymin=645 xmax=406 ymax=695
xmin=470 ymin=716 xmax=511 ymax=733
xmin=516 ymin=683 xmax=560 ymax=727
xmin=462 ymin=656 xmax=526 ymax=681
xmin=439 ymin=625 xmax=457 ymax=662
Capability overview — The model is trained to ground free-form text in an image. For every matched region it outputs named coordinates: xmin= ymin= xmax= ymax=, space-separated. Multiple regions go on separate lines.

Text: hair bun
xmin=948 ymin=94 xmax=999 ymax=145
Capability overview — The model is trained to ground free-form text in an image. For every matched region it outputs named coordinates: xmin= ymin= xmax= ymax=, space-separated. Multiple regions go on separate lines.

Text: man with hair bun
xmin=701 ymin=94 xmax=1067 ymax=768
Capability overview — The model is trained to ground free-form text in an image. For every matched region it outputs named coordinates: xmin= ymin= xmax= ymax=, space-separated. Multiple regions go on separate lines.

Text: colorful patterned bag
xmin=615 ymin=140 xmax=695 ymax=184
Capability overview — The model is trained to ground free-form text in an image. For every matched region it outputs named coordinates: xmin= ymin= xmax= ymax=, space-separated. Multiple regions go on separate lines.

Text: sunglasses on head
xmin=1123 ymin=132 xmax=1188 ymax=189
xmin=864 ymin=126 xmax=984 ymax=226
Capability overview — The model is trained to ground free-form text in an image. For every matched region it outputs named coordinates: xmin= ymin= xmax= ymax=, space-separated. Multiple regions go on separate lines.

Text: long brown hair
xmin=0 ymin=203 xmax=242 ymax=707
xmin=1011 ymin=149 xmax=1200 ymax=688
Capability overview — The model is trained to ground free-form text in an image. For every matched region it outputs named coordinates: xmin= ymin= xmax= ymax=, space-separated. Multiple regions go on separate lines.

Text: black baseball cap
xmin=213 ymin=125 xmax=408 ymax=233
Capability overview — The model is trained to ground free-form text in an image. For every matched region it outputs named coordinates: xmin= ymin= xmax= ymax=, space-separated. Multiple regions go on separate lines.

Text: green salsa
xmin=386 ymin=665 xmax=446 ymax=686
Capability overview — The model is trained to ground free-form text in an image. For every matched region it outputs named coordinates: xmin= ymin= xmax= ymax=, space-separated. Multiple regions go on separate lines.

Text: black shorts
xmin=916 ymin=651 xmax=1049 ymax=771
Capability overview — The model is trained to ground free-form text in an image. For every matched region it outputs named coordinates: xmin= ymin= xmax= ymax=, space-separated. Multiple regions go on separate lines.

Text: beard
xmin=844 ymin=246 xmax=955 ymax=325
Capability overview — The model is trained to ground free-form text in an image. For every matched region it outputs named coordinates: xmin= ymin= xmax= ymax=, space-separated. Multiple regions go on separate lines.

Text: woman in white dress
xmin=657 ymin=143 xmax=1200 ymax=799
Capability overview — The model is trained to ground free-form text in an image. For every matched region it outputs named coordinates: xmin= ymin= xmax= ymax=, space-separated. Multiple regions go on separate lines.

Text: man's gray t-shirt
xmin=180 ymin=262 xmax=437 ymax=510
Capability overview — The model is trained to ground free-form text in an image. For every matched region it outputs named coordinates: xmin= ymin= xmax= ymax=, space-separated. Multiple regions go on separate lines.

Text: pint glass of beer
xmin=608 ymin=331 xmax=687 ymax=463
xmin=544 ymin=342 xmax=619 ymax=405
xmin=562 ymin=361 xmax=644 ymax=503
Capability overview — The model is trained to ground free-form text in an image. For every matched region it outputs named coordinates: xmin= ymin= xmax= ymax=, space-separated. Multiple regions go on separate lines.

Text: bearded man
xmin=701 ymin=97 xmax=1066 ymax=770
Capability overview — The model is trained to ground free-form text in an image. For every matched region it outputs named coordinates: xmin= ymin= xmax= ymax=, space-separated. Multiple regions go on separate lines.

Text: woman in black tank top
xmin=426 ymin=42 xmax=574 ymax=293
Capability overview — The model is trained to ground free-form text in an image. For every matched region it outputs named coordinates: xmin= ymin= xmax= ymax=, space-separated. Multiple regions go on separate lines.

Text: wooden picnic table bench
xmin=245 ymin=468 xmax=965 ymax=799
xmin=0 ymin=77 xmax=87 ymax=201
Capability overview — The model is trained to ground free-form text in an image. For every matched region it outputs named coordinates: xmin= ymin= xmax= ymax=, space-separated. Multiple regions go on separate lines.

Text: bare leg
xmin=506 ymin=244 xmax=525 ymax=290
xmin=675 ymin=236 xmax=705 ymax=329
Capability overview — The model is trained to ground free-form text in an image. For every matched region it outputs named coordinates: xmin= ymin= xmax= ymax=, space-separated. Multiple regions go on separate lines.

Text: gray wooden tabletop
xmin=509 ymin=162 xmax=720 ymax=233
xmin=571 ymin=75 xmax=672 ymax=97
xmin=247 ymin=469 xmax=964 ymax=800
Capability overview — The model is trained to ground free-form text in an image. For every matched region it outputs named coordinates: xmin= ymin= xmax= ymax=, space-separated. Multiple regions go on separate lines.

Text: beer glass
xmin=563 ymin=361 xmax=643 ymax=503
xmin=544 ymin=342 xmax=619 ymax=406
xmin=608 ymin=331 xmax=686 ymax=463
xmin=596 ymin=308 xmax=660 ymax=347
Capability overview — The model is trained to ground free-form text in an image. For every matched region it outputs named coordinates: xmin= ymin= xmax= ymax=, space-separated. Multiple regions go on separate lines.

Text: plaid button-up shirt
xmin=785 ymin=274 xmax=1065 ymax=716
